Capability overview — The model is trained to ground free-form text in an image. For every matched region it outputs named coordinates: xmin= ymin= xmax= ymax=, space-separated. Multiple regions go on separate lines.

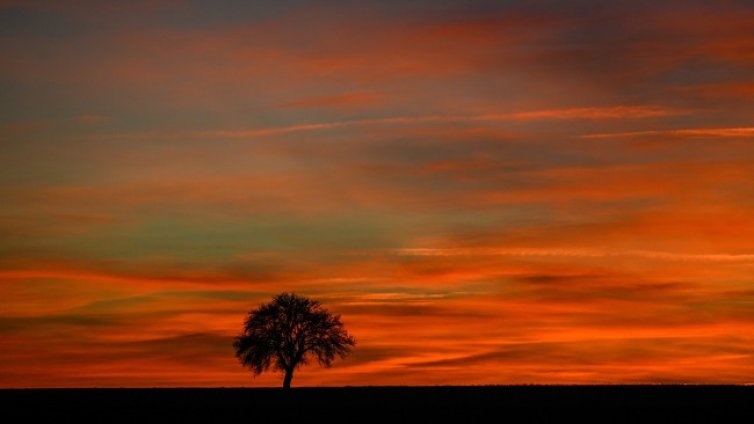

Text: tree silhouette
xmin=233 ymin=292 xmax=355 ymax=389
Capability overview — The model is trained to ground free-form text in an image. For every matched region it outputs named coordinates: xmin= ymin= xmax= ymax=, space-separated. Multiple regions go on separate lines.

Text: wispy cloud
xmin=508 ymin=106 xmax=685 ymax=120
xmin=581 ymin=127 xmax=754 ymax=139
xmin=189 ymin=106 xmax=688 ymax=139
xmin=395 ymin=247 xmax=754 ymax=263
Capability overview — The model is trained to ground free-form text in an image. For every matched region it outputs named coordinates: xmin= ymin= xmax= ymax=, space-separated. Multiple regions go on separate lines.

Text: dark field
xmin=2 ymin=386 xmax=753 ymax=423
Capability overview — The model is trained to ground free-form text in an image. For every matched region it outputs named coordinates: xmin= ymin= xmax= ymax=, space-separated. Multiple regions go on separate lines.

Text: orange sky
xmin=1 ymin=0 xmax=754 ymax=387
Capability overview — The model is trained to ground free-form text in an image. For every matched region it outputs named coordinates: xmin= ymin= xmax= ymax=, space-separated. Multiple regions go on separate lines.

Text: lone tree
xmin=233 ymin=292 xmax=355 ymax=389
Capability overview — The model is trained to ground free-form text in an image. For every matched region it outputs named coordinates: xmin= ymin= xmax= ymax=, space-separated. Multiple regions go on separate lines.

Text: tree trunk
xmin=282 ymin=367 xmax=294 ymax=390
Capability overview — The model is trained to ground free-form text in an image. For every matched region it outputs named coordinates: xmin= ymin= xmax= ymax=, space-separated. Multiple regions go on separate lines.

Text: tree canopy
xmin=233 ymin=292 xmax=355 ymax=389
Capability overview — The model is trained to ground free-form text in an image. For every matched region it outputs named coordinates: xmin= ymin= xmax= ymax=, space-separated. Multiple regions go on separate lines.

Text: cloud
xmin=97 ymin=106 xmax=687 ymax=140
xmin=394 ymin=247 xmax=754 ymax=263
xmin=581 ymin=127 xmax=754 ymax=139
xmin=407 ymin=336 xmax=754 ymax=384
xmin=508 ymin=106 xmax=686 ymax=120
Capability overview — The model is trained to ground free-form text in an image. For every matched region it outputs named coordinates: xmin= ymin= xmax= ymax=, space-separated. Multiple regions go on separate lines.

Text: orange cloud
xmin=96 ymin=106 xmax=686 ymax=140
xmin=581 ymin=127 xmax=754 ymax=139
xmin=508 ymin=106 xmax=686 ymax=120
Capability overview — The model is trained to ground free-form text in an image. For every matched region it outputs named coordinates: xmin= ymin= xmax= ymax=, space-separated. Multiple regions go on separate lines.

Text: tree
xmin=233 ymin=292 xmax=355 ymax=389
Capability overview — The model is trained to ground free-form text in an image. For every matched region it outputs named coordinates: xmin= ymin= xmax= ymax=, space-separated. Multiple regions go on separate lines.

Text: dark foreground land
xmin=2 ymin=386 xmax=753 ymax=423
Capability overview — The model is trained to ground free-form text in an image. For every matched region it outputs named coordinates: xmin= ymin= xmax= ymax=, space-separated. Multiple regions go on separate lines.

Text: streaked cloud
xmin=581 ymin=127 xmax=754 ymax=139
xmin=395 ymin=247 xmax=754 ymax=263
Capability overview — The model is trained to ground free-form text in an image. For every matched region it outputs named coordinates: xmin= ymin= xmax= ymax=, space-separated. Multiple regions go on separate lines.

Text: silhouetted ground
xmin=2 ymin=386 xmax=752 ymax=423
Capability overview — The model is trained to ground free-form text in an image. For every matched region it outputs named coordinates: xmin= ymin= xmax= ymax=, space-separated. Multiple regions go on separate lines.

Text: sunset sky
xmin=2 ymin=0 xmax=754 ymax=387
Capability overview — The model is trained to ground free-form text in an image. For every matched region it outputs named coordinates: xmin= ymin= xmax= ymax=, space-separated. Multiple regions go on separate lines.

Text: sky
xmin=1 ymin=0 xmax=754 ymax=387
